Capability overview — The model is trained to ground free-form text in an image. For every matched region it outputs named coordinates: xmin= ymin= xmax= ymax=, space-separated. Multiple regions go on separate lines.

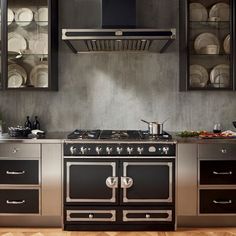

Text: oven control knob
xmin=106 ymin=147 xmax=113 ymax=155
xmin=70 ymin=146 xmax=77 ymax=155
xmin=80 ymin=147 xmax=88 ymax=155
xmin=162 ymin=146 xmax=170 ymax=155
xmin=127 ymin=147 xmax=134 ymax=155
xmin=137 ymin=147 xmax=144 ymax=155
xmin=116 ymin=147 xmax=123 ymax=155
xmin=96 ymin=147 xmax=102 ymax=154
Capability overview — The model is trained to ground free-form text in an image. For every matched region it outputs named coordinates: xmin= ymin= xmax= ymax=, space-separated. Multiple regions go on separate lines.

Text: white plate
xmin=30 ymin=64 xmax=48 ymax=88
xmin=209 ymin=3 xmax=230 ymax=21
xmin=223 ymin=34 xmax=230 ymax=54
xmin=190 ymin=64 xmax=209 ymax=87
xmin=194 ymin=33 xmax=220 ymax=54
xmin=15 ymin=8 xmax=33 ymax=27
xmin=8 ymin=32 xmax=27 ymax=53
xmin=34 ymin=7 xmax=48 ymax=26
xmin=8 ymin=64 xmax=27 ymax=88
xmin=8 ymin=8 xmax=15 ymax=26
xmin=189 ymin=3 xmax=208 ymax=21
xmin=29 ymin=33 xmax=48 ymax=55
xmin=210 ymin=64 xmax=230 ymax=88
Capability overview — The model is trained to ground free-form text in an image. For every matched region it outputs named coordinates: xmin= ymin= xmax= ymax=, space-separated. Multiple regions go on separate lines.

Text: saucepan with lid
xmin=141 ymin=118 xmax=169 ymax=136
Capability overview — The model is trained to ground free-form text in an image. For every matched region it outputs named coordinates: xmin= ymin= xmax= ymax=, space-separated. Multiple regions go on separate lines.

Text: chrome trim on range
xmin=123 ymin=210 xmax=172 ymax=222
xmin=67 ymin=210 xmax=116 ymax=222
xmin=122 ymin=162 xmax=173 ymax=203
xmin=66 ymin=162 xmax=117 ymax=203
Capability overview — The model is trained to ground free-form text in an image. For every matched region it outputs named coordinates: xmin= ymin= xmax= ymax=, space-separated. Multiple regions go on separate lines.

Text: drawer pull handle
xmin=121 ymin=177 xmax=133 ymax=189
xmin=88 ymin=214 xmax=94 ymax=219
xmin=6 ymin=171 xmax=25 ymax=175
xmin=12 ymin=148 xmax=19 ymax=153
xmin=106 ymin=177 xmax=118 ymax=189
xmin=213 ymin=200 xmax=232 ymax=205
xmin=145 ymin=214 xmax=151 ymax=219
xmin=213 ymin=171 xmax=232 ymax=175
xmin=6 ymin=200 xmax=25 ymax=205
xmin=221 ymin=149 xmax=227 ymax=154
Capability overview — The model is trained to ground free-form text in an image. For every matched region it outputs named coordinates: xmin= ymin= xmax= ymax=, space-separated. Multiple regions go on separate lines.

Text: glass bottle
xmin=25 ymin=116 xmax=32 ymax=130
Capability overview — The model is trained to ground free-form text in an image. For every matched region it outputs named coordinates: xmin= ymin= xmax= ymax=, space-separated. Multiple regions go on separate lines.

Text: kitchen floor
xmin=0 ymin=229 xmax=236 ymax=236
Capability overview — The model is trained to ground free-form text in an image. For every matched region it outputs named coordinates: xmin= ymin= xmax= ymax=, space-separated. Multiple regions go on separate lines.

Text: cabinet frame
xmin=179 ymin=0 xmax=236 ymax=91
xmin=0 ymin=0 xmax=58 ymax=91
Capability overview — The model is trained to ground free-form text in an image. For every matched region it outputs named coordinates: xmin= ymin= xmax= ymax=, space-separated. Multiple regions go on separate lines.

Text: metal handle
xmin=88 ymin=213 xmax=94 ymax=219
xmin=6 ymin=200 xmax=25 ymax=205
xmin=141 ymin=119 xmax=150 ymax=124
xmin=6 ymin=171 xmax=25 ymax=175
xmin=121 ymin=177 xmax=133 ymax=189
xmin=106 ymin=177 xmax=118 ymax=189
xmin=12 ymin=148 xmax=19 ymax=153
xmin=213 ymin=171 xmax=232 ymax=175
xmin=221 ymin=149 xmax=227 ymax=154
xmin=145 ymin=214 xmax=151 ymax=219
xmin=213 ymin=200 xmax=232 ymax=205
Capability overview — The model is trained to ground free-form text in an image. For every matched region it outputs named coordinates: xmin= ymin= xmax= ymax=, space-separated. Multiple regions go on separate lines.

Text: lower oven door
xmin=65 ymin=159 xmax=119 ymax=205
xmin=120 ymin=159 xmax=175 ymax=205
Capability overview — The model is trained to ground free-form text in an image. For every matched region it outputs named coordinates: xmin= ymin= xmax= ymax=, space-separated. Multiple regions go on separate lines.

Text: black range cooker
xmin=63 ymin=130 xmax=176 ymax=231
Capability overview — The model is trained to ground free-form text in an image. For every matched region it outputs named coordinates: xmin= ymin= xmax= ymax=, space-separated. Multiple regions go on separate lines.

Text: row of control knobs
xmin=69 ymin=146 xmax=170 ymax=155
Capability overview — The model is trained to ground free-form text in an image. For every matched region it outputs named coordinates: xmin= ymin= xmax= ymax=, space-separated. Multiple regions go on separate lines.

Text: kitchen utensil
xmin=210 ymin=64 xmax=230 ymax=88
xmin=209 ymin=3 xmax=230 ymax=21
xmin=223 ymin=34 xmax=230 ymax=54
xmin=141 ymin=119 xmax=163 ymax=136
xmin=8 ymin=32 xmax=27 ymax=53
xmin=34 ymin=7 xmax=48 ymax=26
xmin=30 ymin=64 xmax=48 ymax=87
xmin=15 ymin=8 xmax=33 ymax=27
xmin=190 ymin=64 xmax=209 ymax=87
xmin=189 ymin=3 xmax=208 ymax=22
xmin=194 ymin=33 xmax=220 ymax=54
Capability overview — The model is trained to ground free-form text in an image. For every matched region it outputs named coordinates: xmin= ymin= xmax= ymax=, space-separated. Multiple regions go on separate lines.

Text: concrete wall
xmin=1 ymin=0 xmax=236 ymax=133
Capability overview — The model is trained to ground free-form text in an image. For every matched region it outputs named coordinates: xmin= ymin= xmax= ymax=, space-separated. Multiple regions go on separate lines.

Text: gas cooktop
xmin=67 ymin=129 xmax=172 ymax=141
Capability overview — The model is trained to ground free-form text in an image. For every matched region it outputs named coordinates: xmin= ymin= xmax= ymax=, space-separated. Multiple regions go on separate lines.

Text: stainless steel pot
xmin=141 ymin=120 xmax=163 ymax=136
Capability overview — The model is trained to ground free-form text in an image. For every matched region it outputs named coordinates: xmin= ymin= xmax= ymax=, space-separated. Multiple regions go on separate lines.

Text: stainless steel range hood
xmin=62 ymin=0 xmax=176 ymax=54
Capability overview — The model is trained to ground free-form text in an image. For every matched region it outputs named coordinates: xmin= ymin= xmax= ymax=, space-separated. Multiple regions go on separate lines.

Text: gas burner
xmin=100 ymin=130 xmax=142 ymax=140
xmin=67 ymin=130 xmax=101 ymax=140
xmin=140 ymin=131 xmax=172 ymax=140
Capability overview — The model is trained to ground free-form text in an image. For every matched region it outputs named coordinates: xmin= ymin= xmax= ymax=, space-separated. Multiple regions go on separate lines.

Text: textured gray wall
xmin=1 ymin=0 xmax=236 ymax=133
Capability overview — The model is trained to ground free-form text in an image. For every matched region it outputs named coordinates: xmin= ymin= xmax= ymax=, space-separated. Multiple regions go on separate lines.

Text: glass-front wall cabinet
xmin=0 ymin=0 xmax=57 ymax=91
xmin=180 ymin=0 xmax=234 ymax=91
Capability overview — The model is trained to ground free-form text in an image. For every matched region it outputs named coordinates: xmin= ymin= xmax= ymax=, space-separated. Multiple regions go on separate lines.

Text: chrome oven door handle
xmin=213 ymin=200 xmax=232 ymax=205
xmin=6 ymin=200 xmax=25 ymax=205
xmin=121 ymin=177 xmax=133 ymax=189
xmin=106 ymin=177 xmax=118 ymax=189
xmin=6 ymin=171 xmax=25 ymax=175
xmin=213 ymin=171 xmax=232 ymax=175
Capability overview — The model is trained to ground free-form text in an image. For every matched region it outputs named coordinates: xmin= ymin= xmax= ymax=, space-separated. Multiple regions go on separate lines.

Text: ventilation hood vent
xmin=62 ymin=0 xmax=176 ymax=53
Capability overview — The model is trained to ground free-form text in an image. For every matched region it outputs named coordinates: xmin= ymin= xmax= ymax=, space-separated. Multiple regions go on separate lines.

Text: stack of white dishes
xmin=8 ymin=64 xmax=27 ymax=88
xmin=223 ymin=34 xmax=230 ymax=54
xmin=8 ymin=32 xmax=27 ymax=53
xmin=15 ymin=8 xmax=33 ymax=27
xmin=30 ymin=64 xmax=48 ymax=88
xmin=190 ymin=64 xmax=209 ymax=88
xmin=210 ymin=64 xmax=230 ymax=88
xmin=34 ymin=7 xmax=48 ymax=26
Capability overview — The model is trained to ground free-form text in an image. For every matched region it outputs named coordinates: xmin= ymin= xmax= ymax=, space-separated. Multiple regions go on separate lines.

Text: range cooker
xmin=63 ymin=130 xmax=176 ymax=231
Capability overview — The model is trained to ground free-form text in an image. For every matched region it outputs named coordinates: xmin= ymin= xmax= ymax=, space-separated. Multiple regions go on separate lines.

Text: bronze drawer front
xmin=200 ymin=189 xmax=236 ymax=214
xmin=0 ymin=189 xmax=39 ymax=214
xmin=200 ymin=161 xmax=236 ymax=185
xmin=198 ymin=144 xmax=236 ymax=159
xmin=0 ymin=160 xmax=39 ymax=185
xmin=0 ymin=144 xmax=40 ymax=158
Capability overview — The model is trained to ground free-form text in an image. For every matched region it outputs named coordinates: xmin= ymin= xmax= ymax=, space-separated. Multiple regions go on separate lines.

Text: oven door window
xmin=66 ymin=161 xmax=118 ymax=204
xmin=121 ymin=160 xmax=174 ymax=204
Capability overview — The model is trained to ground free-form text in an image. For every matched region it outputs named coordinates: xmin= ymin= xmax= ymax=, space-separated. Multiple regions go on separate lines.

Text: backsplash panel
xmin=1 ymin=0 xmax=236 ymax=132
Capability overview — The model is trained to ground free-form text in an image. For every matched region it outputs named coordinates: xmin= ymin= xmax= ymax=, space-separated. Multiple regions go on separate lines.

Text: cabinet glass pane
xmin=7 ymin=0 xmax=48 ymax=89
xmin=188 ymin=0 xmax=231 ymax=90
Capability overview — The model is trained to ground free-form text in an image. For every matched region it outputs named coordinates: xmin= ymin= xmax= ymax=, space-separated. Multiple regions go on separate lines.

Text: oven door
xmin=65 ymin=159 xmax=119 ymax=205
xmin=120 ymin=159 xmax=175 ymax=205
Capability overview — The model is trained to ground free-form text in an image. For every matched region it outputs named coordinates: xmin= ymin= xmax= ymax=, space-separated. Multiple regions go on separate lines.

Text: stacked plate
xmin=34 ymin=7 xmax=48 ymax=26
xmin=190 ymin=2 xmax=230 ymax=22
xmin=30 ymin=64 xmax=48 ymax=88
xmin=8 ymin=64 xmax=27 ymax=88
xmin=210 ymin=64 xmax=230 ymax=88
xmin=190 ymin=64 xmax=209 ymax=88
xmin=29 ymin=33 xmax=48 ymax=55
xmin=223 ymin=34 xmax=230 ymax=54
xmin=8 ymin=32 xmax=27 ymax=53
xmin=15 ymin=8 xmax=33 ymax=26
